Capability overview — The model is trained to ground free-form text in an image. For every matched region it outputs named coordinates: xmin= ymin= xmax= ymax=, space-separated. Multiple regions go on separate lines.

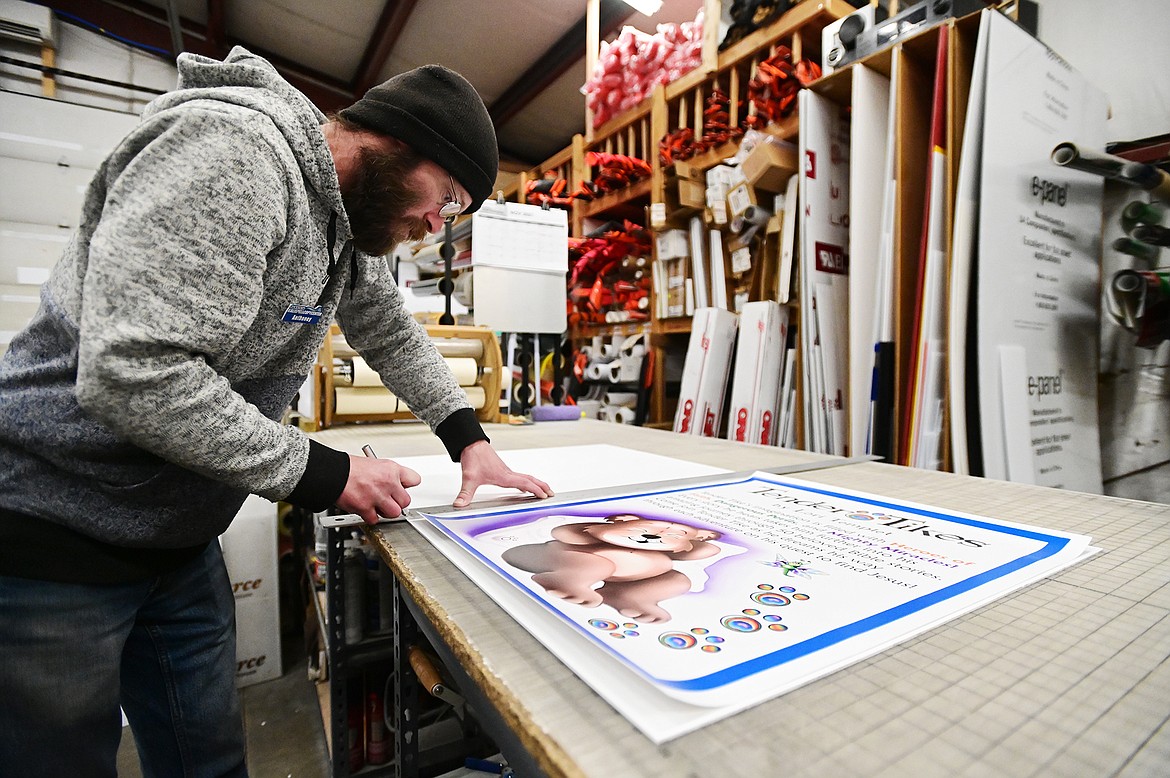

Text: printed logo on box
xmin=734 ymin=407 xmax=749 ymax=442
xmin=679 ymin=399 xmax=695 ymax=433
xmin=232 ymin=578 xmax=265 ymax=598
xmin=760 ymin=410 xmax=773 ymax=445
xmin=814 ymin=242 xmax=848 ymax=274
xmin=237 ymin=654 xmax=267 ymax=677
xmin=805 ymin=149 xmax=816 ymax=179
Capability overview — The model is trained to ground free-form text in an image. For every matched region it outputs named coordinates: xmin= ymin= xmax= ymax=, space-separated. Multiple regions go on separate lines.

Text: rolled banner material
xmin=604 ymin=391 xmax=638 ymax=407
xmin=1050 ymin=142 xmax=1129 ymax=179
xmin=335 ymin=386 xmax=405 ymax=414
xmin=445 ymin=357 xmax=479 ymax=386
xmin=351 ymin=357 xmax=382 ymax=387
xmin=613 ymin=406 xmax=638 ymax=425
xmin=584 ymin=361 xmax=610 ymax=381
xmin=462 ymin=385 xmax=487 ymax=410
xmin=433 ymin=338 xmax=484 ymax=359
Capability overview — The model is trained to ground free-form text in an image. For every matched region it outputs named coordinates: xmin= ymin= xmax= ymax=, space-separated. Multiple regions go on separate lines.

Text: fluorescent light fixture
xmin=621 ymin=0 xmax=663 ymax=16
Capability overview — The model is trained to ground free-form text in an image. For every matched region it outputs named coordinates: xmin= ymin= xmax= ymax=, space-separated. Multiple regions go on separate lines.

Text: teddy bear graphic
xmin=501 ymin=513 xmax=722 ymax=623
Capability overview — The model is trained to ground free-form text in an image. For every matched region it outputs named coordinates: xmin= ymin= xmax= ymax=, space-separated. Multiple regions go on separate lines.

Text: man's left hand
xmin=453 ymin=440 xmax=553 ymax=508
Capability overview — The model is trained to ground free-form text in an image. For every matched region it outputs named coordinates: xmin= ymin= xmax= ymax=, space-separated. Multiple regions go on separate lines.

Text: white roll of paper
xmin=351 ymin=358 xmax=382 ymax=387
xmin=445 ymin=357 xmax=479 ymax=386
xmin=433 ymin=338 xmax=484 ymax=359
xmin=335 ymin=387 xmax=403 ymax=414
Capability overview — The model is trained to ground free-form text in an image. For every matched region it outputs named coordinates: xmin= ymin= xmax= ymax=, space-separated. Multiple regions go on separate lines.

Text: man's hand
xmin=336 ymin=455 xmax=422 ymax=525
xmin=454 ymin=440 xmax=554 ymax=508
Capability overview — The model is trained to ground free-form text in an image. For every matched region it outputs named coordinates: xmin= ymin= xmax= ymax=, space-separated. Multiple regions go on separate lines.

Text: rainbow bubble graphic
xmin=705 ymin=636 xmax=725 ymax=644
xmin=721 ymin=616 xmax=762 ymax=633
xmin=779 ymin=586 xmax=796 ymax=593
xmin=763 ymin=614 xmax=782 ymax=623
xmin=757 ymin=583 xmax=774 ymax=591
xmin=589 ymin=619 xmax=619 ymax=631
xmin=659 ymin=632 xmax=698 ymax=649
xmin=701 ymin=645 xmax=721 ymax=653
xmin=742 ymin=608 xmax=761 ymax=616
xmin=768 ymin=623 xmax=789 ymax=632
xmin=793 ymin=593 xmax=810 ymax=601
xmin=609 ymin=632 xmax=625 ymax=639
xmin=624 ymin=630 xmax=639 ymax=637
xmin=691 ymin=627 xmax=709 ymax=635
xmin=751 ymin=591 xmax=792 ymax=607
xmin=622 ymin=623 xmax=638 ymax=629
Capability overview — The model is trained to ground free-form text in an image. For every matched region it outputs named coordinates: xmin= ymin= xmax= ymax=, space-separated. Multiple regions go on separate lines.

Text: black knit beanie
xmin=339 ymin=65 xmax=498 ymax=214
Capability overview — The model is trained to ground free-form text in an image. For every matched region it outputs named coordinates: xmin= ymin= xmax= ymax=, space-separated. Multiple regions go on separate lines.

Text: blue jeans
xmin=0 ymin=542 xmax=248 ymax=778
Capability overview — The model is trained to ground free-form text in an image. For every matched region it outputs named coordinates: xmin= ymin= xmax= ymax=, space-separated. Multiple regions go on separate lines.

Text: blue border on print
xmin=423 ymin=474 xmax=1072 ymax=692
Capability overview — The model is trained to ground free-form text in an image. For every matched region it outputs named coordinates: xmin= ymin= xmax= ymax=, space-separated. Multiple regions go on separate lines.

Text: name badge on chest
xmin=282 ymin=303 xmax=323 ymax=325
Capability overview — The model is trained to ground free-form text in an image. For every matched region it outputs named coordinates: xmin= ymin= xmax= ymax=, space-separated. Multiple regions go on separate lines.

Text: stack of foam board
xmin=726 ymin=301 xmax=789 ymax=446
xmin=673 ymin=307 xmax=738 ymax=437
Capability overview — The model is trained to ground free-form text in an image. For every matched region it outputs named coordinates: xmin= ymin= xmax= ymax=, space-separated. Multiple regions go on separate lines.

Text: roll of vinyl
xmin=445 ymin=357 xmax=479 ymax=386
xmin=351 ymin=357 xmax=382 ymax=387
xmin=614 ymin=406 xmax=637 ymax=425
xmin=433 ymin=338 xmax=484 ymax=359
xmin=600 ymin=404 xmax=619 ymax=423
xmin=463 ymin=385 xmax=487 ymax=410
xmin=584 ymin=362 xmax=608 ymax=381
xmin=335 ymin=387 xmax=404 ymax=414
xmin=604 ymin=391 xmax=637 ymax=407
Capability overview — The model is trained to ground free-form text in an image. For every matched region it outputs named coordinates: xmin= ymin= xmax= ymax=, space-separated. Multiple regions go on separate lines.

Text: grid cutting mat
xmin=379 ymin=459 xmax=1170 ymax=778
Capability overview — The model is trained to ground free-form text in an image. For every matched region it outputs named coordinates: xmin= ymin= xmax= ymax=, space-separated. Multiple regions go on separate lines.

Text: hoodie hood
xmin=146 ymin=47 xmax=349 ymax=232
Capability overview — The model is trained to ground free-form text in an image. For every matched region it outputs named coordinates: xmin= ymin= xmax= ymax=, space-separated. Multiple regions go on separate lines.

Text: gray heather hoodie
xmin=0 ymin=48 xmax=473 ymax=548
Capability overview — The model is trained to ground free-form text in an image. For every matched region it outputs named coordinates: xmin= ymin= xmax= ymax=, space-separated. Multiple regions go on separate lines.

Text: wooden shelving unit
xmin=548 ymin=0 xmax=854 ymax=427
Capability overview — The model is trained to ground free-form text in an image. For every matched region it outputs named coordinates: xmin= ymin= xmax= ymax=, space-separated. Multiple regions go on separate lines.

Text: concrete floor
xmin=116 ymin=637 xmax=330 ymax=778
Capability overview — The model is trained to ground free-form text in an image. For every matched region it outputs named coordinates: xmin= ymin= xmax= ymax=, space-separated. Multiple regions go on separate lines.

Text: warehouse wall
xmin=1 ymin=3 xmax=1166 ymax=501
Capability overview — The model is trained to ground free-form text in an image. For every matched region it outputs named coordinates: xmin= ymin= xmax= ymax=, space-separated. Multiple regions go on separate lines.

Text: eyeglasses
xmin=438 ymin=175 xmax=463 ymax=222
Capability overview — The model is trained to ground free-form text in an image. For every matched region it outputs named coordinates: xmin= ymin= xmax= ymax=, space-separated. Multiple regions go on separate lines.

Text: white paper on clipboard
xmin=471 ymin=200 xmax=568 ymax=333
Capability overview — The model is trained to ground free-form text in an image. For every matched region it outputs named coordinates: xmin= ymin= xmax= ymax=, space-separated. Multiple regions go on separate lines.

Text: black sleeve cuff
xmin=436 ymin=407 xmax=490 ymax=462
xmin=285 ymin=440 xmax=350 ymax=511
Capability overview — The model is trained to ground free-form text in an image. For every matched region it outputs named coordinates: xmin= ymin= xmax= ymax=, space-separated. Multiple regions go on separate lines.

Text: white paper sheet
xmin=973 ymin=10 xmax=1106 ymax=490
xmin=415 ymin=467 xmax=1095 ymax=742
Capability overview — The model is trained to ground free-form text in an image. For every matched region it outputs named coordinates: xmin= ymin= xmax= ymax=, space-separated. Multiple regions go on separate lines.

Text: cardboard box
xmin=726 ymin=301 xmax=789 ymax=446
xmin=673 ymin=159 xmax=707 ymax=182
xmin=726 ymin=182 xmax=758 ymax=220
xmin=656 ymin=228 xmax=689 ymax=261
xmin=220 ymin=495 xmax=283 ymax=688
xmin=673 ymin=307 xmax=738 ymax=437
xmin=741 ymin=140 xmax=799 ymax=193
xmin=221 ymin=495 xmax=279 ymax=602
xmin=233 ymin=593 xmax=282 ymax=688
xmin=678 ymin=178 xmax=706 ymax=209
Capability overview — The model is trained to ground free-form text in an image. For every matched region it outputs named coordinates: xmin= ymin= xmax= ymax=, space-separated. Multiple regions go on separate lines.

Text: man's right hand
xmin=335 ymin=455 xmax=422 ymax=524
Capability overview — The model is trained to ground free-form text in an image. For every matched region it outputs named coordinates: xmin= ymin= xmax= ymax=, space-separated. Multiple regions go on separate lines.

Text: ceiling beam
xmin=351 ymin=0 xmax=417 ymax=96
xmin=43 ymin=0 xmax=354 ymax=111
xmin=487 ymin=0 xmax=633 ymax=129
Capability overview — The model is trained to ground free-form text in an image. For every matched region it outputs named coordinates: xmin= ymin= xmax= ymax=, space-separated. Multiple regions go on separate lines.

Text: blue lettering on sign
xmin=282 ymin=304 xmax=323 ymax=325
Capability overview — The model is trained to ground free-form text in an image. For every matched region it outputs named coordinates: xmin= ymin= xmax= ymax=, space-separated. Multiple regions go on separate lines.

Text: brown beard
xmin=342 ymin=144 xmax=430 ymax=256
